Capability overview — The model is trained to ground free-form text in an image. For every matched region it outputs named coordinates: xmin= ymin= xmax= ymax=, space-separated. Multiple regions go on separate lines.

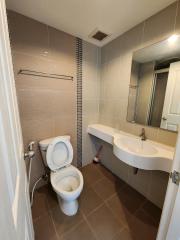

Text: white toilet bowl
xmin=39 ymin=136 xmax=84 ymax=216
xmin=51 ymin=165 xmax=83 ymax=216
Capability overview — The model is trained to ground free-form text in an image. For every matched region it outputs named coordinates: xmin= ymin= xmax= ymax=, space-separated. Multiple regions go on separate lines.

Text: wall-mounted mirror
xmin=127 ymin=35 xmax=180 ymax=132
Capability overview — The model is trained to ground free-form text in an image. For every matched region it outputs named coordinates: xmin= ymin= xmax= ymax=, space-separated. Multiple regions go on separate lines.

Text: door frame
xmin=0 ymin=0 xmax=34 ymax=239
xmin=1 ymin=0 xmax=180 ymax=239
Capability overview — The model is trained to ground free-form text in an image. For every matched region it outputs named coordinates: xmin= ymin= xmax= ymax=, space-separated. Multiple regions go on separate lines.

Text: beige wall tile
xmin=100 ymin=2 xmax=178 ymax=146
xmin=7 ymin=10 xmax=49 ymax=57
xmin=142 ymin=2 xmax=177 ymax=47
xmin=101 ymin=37 xmax=122 ymax=64
xmin=83 ymin=99 xmax=99 ymax=117
xmin=52 ymin=116 xmax=75 ymax=137
xmin=52 ymin=90 xmax=76 ymax=117
xmin=12 ymin=52 xmax=76 ymax=92
xmin=156 ymin=129 xmax=178 ymax=146
xmin=128 ymin=169 xmax=152 ymax=198
xmin=17 ymin=89 xmax=54 ymax=120
xmin=119 ymin=23 xmax=144 ymax=52
xmin=100 ymin=99 xmax=121 ymax=120
xmin=21 ymin=118 xmax=54 ymax=147
xmin=22 ymin=118 xmax=53 ymax=190
xmin=99 ymin=2 xmax=178 ymax=208
xmin=175 ymin=0 xmax=180 ymax=33
xmin=147 ymin=172 xmax=169 ymax=208
xmin=48 ymin=27 xmax=76 ymax=74
xmin=82 ymin=42 xmax=101 ymax=166
xmin=12 ymin=52 xmax=53 ymax=76
xmin=83 ymin=53 xmax=100 ymax=101
xmin=8 ymin=10 xmax=77 ymax=191
xmin=82 ymin=135 xmax=98 ymax=166
xmin=82 ymin=113 xmax=100 ymax=166
xmin=101 ymin=142 xmax=130 ymax=183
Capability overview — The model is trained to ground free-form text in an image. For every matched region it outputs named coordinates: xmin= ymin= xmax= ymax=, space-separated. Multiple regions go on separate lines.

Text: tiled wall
xmin=7 ymin=11 xmax=77 ymax=190
xmin=100 ymin=2 xmax=178 ymax=146
xmin=7 ymin=10 xmax=101 ymax=189
xmin=82 ymin=42 xmax=101 ymax=166
xmin=99 ymin=2 xmax=180 ymax=208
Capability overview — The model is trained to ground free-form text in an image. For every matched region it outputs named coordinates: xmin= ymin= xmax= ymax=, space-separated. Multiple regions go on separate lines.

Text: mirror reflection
xmin=127 ymin=35 xmax=180 ymax=132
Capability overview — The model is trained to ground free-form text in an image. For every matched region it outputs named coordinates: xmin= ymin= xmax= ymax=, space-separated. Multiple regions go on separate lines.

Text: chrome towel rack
xmin=18 ymin=69 xmax=73 ymax=81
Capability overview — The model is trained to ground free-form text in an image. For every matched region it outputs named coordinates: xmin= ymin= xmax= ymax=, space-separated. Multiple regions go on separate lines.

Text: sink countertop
xmin=87 ymin=124 xmax=175 ymax=172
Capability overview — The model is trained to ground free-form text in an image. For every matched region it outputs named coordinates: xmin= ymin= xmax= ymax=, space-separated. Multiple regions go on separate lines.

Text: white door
xmin=165 ymin=124 xmax=180 ymax=240
xmin=160 ymin=62 xmax=180 ymax=131
xmin=0 ymin=1 xmax=34 ymax=239
xmin=166 ymin=182 xmax=180 ymax=239
xmin=157 ymin=126 xmax=180 ymax=240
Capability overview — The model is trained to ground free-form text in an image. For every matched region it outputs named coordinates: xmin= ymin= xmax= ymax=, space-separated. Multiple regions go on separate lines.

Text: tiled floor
xmin=32 ymin=163 xmax=161 ymax=240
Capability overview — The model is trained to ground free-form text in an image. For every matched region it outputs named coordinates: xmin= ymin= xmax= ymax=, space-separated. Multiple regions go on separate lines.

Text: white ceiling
xmin=6 ymin=0 xmax=176 ymax=47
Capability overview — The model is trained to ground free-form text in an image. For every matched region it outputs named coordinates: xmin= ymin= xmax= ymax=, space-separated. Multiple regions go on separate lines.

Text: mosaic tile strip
xmin=76 ymin=38 xmax=83 ymax=168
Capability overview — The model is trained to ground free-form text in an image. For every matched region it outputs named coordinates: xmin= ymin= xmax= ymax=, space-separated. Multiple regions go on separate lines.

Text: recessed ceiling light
xmin=168 ymin=34 xmax=178 ymax=43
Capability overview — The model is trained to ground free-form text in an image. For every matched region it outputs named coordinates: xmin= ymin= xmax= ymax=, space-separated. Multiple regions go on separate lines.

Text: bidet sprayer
xmin=28 ymin=141 xmax=35 ymax=151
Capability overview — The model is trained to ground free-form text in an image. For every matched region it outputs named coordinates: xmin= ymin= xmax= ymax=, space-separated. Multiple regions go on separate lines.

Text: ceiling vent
xmin=91 ymin=31 xmax=108 ymax=41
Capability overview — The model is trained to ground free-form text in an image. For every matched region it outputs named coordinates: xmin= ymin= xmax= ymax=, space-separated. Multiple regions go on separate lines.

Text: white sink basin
xmin=117 ymin=135 xmax=158 ymax=156
xmin=113 ymin=133 xmax=174 ymax=172
xmin=87 ymin=124 xmax=174 ymax=172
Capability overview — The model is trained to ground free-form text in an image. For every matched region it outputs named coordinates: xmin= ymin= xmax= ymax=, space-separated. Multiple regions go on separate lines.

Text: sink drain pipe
xmin=133 ymin=167 xmax=139 ymax=174
xmin=93 ymin=145 xmax=103 ymax=164
xmin=93 ymin=144 xmax=139 ymax=174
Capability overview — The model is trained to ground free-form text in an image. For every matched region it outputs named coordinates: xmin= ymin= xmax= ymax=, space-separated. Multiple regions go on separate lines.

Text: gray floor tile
xmin=50 ymin=205 xmax=84 ymax=237
xmin=92 ymin=177 xmax=118 ymax=200
xmin=34 ymin=213 xmax=58 ymax=240
xmin=79 ymin=185 xmax=102 ymax=216
xmin=61 ymin=221 xmax=96 ymax=240
xmin=112 ymin=228 xmax=133 ymax=240
xmin=87 ymin=204 xmax=123 ymax=240
xmin=128 ymin=209 xmax=158 ymax=240
xmin=32 ymin=164 xmax=161 ymax=240
xmin=31 ymin=186 xmax=49 ymax=220
xmin=80 ymin=163 xmax=104 ymax=186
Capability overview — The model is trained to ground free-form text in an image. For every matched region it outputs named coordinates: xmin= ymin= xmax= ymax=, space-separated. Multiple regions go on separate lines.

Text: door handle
xmin=162 ymin=117 xmax=167 ymax=121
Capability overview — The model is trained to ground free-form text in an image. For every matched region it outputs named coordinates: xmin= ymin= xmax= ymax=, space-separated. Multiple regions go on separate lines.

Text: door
xmin=157 ymin=126 xmax=180 ymax=240
xmin=166 ymin=181 xmax=180 ymax=239
xmin=165 ymin=124 xmax=180 ymax=240
xmin=0 ymin=1 xmax=34 ymax=239
xmin=160 ymin=62 xmax=180 ymax=131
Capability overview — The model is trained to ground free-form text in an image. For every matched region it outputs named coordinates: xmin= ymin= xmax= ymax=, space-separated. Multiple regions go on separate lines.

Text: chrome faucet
xmin=139 ymin=128 xmax=146 ymax=141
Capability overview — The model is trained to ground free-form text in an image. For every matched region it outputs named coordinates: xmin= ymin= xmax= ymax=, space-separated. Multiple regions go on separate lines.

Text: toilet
xmin=39 ymin=136 xmax=83 ymax=216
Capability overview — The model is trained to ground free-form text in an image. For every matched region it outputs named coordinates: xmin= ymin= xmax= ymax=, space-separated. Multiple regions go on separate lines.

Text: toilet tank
xmin=39 ymin=136 xmax=71 ymax=166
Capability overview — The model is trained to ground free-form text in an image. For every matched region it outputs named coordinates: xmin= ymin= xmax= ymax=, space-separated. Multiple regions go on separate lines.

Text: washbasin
xmin=87 ymin=124 xmax=174 ymax=172
xmin=113 ymin=133 xmax=173 ymax=172
xmin=118 ymin=136 xmax=158 ymax=156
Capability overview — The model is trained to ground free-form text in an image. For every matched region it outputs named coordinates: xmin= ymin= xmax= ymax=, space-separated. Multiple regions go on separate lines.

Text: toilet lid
xmin=46 ymin=136 xmax=73 ymax=171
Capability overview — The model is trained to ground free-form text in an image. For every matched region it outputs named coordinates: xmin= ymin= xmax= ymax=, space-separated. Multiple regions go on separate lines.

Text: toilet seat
xmin=46 ymin=136 xmax=73 ymax=171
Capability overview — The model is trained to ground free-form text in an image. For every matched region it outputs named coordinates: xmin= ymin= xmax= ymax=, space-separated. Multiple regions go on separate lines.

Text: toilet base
xmin=57 ymin=196 xmax=78 ymax=216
